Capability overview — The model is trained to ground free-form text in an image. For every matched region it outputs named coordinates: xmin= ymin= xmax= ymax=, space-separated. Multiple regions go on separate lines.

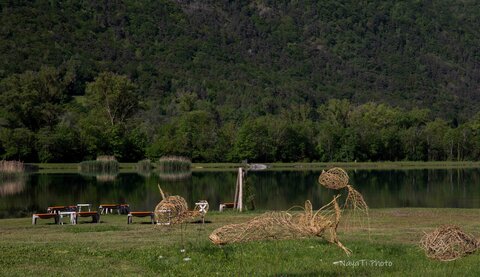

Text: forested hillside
xmin=1 ymin=0 xmax=480 ymax=162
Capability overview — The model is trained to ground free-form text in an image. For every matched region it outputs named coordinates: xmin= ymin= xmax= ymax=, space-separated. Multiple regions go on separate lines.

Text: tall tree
xmin=85 ymin=72 xmax=139 ymax=127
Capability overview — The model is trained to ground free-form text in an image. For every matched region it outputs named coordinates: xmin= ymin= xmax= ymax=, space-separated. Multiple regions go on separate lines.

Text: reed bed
xmin=158 ymin=156 xmax=191 ymax=172
xmin=96 ymin=155 xmax=117 ymax=161
xmin=79 ymin=156 xmax=119 ymax=174
xmin=0 ymin=161 xmax=26 ymax=196
xmin=136 ymin=159 xmax=152 ymax=172
xmin=0 ymin=160 xmax=24 ymax=174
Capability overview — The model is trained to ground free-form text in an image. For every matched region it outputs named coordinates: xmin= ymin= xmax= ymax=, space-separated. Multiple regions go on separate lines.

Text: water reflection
xmin=0 ymin=174 xmax=26 ymax=196
xmin=0 ymin=169 xmax=479 ymax=218
xmin=80 ymin=173 xmax=118 ymax=183
xmin=157 ymin=171 xmax=192 ymax=181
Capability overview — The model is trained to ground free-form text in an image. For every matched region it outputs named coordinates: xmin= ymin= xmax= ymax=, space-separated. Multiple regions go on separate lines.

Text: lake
xmin=1 ymin=168 xmax=479 ymax=218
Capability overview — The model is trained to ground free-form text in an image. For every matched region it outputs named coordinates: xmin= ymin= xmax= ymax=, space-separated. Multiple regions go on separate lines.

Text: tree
xmin=0 ymin=128 xmax=35 ymax=160
xmin=85 ymin=72 xmax=139 ymax=126
xmin=233 ymin=119 xmax=275 ymax=162
xmin=0 ymin=66 xmax=71 ymax=130
xmin=424 ymin=119 xmax=449 ymax=161
xmin=35 ymin=124 xmax=83 ymax=163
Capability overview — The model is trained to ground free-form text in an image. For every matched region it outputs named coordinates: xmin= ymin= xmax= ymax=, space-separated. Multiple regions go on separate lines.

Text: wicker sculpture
xmin=154 ymin=185 xmax=200 ymax=224
xmin=318 ymin=167 xmax=349 ymax=189
xmin=318 ymin=168 xmax=369 ymax=216
xmin=420 ymin=225 xmax=479 ymax=261
xmin=209 ymin=196 xmax=351 ymax=255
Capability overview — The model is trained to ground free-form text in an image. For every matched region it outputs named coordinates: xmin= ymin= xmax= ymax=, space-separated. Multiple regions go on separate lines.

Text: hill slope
xmin=1 ymin=0 xmax=480 ymax=162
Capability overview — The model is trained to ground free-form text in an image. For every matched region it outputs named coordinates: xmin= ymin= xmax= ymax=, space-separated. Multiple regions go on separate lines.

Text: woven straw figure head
xmin=318 ymin=167 xmax=349 ymax=190
xmin=154 ymin=196 xmax=189 ymax=224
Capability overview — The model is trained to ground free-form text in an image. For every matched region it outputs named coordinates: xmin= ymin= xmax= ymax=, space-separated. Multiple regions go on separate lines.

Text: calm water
xmin=1 ymin=169 xmax=479 ymax=218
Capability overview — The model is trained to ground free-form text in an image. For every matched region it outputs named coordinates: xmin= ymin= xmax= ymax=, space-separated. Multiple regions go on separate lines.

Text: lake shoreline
xmin=29 ymin=161 xmax=480 ymax=173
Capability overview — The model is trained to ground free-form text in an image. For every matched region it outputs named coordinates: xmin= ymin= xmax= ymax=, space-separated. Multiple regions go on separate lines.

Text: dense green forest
xmin=0 ymin=0 xmax=480 ymax=162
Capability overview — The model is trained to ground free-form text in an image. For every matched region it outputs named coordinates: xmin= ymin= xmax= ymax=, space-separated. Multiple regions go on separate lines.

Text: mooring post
xmin=238 ymin=167 xmax=243 ymax=212
xmin=233 ymin=171 xmax=239 ymax=209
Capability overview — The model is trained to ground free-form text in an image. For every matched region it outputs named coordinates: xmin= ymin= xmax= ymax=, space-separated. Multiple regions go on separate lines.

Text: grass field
xmin=1 ymin=208 xmax=479 ymax=276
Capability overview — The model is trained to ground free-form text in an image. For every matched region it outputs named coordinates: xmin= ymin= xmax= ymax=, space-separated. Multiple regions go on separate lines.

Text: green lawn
xmin=1 ymin=208 xmax=479 ymax=276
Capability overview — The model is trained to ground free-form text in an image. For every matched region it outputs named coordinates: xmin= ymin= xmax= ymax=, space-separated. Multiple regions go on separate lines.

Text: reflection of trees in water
xmin=79 ymin=172 xmax=118 ymax=182
xmin=249 ymin=171 xmax=317 ymax=210
xmin=350 ymin=169 xmax=480 ymax=208
xmin=157 ymin=171 xmax=192 ymax=181
xmin=2 ymin=169 xmax=480 ymax=218
xmin=146 ymin=171 xmax=236 ymax=209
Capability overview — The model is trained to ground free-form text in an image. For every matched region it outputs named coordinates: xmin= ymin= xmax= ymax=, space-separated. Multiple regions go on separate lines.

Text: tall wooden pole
xmin=233 ymin=172 xmax=239 ymax=209
xmin=238 ymin=167 xmax=243 ymax=212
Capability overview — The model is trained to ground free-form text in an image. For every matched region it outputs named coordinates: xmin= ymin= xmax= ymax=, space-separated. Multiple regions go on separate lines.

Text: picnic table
xmin=99 ymin=204 xmax=130 ymax=214
xmin=47 ymin=205 xmax=76 ymax=214
xmin=59 ymin=211 xmax=76 ymax=225
xmin=76 ymin=204 xmax=91 ymax=212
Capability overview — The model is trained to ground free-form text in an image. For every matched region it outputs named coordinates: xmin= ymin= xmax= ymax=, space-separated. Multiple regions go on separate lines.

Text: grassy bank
xmin=0 ymin=208 xmax=479 ymax=276
xmin=30 ymin=161 xmax=480 ymax=173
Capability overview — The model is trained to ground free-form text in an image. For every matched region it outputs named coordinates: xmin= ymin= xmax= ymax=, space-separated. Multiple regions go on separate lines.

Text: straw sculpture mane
xmin=209 ymin=195 xmax=351 ymax=255
xmin=420 ymin=225 xmax=479 ymax=261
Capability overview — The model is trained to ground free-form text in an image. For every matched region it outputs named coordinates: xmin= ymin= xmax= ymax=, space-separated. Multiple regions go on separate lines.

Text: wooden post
xmin=238 ymin=167 xmax=243 ymax=212
xmin=233 ymin=172 xmax=239 ymax=209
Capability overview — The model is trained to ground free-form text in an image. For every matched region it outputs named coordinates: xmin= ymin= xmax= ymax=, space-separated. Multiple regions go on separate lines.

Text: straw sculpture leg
xmin=209 ymin=196 xmax=351 ymax=255
xmin=318 ymin=168 xmax=370 ymax=234
xmin=323 ymin=196 xmax=351 ymax=255
xmin=342 ymin=185 xmax=370 ymax=234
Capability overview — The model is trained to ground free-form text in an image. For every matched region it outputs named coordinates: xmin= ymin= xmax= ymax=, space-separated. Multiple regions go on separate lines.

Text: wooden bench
xmin=32 ymin=213 xmax=59 ymax=225
xmin=75 ymin=211 xmax=100 ymax=223
xmin=219 ymin=202 xmax=235 ymax=212
xmin=127 ymin=211 xmax=154 ymax=224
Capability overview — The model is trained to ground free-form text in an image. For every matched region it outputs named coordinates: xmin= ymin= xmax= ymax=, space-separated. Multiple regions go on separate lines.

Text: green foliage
xmin=85 ymin=72 xmax=139 ymax=126
xmin=233 ymin=119 xmax=275 ymax=162
xmin=35 ymin=124 xmax=82 ymax=163
xmin=1 ymin=1 xmax=480 ymax=162
xmin=0 ymin=66 xmax=71 ymax=130
xmin=0 ymin=128 xmax=35 ymax=161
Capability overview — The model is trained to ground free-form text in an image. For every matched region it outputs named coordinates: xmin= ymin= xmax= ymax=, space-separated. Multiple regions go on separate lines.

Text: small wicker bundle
xmin=318 ymin=167 xmax=349 ymax=190
xmin=154 ymin=195 xmax=193 ymax=224
xmin=420 ymin=225 xmax=479 ymax=261
xmin=209 ymin=196 xmax=351 ymax=255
